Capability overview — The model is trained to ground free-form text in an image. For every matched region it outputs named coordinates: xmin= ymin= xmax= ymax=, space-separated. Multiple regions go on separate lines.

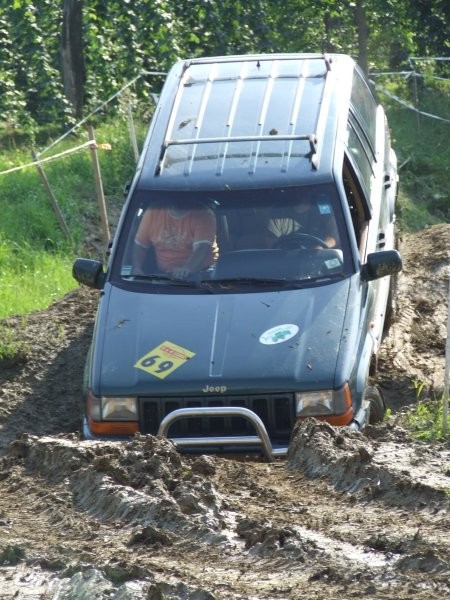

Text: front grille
xmin=139 ymin=393 xmax=295 ymax=444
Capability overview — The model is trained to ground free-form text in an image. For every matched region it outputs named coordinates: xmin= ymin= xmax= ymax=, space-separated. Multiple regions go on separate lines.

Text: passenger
xmin=133 ymin=202 xmax=218 ymax=278
xmin=269 ymin=193 xmax=339 ymax=248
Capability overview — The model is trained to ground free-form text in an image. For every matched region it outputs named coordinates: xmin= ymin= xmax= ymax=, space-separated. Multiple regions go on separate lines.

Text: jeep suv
xmin=73 ymin=53 xmax=401 ymax=460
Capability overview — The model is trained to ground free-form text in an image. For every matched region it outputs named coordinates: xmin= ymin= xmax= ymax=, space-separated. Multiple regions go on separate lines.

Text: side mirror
xmin=361 ymin=250 xmax=402 ymax=281
xmin=72 ymin=258 xmax=106 ymax=289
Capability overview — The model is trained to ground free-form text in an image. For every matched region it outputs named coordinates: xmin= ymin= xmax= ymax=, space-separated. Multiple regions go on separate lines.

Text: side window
xmin=343 ymin=157 xmax=370 ymax=257
xmin=347 ymin=68 xmax=378 ymax=209
xmin=345 ymin=118 xmax=373 ymax=202
xmin=350 ymin=69 xmax=377 ymax=151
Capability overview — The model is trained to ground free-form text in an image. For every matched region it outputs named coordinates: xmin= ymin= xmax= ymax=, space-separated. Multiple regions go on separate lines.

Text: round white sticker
xmin=259 ymin=324 xmax=299 ymax=345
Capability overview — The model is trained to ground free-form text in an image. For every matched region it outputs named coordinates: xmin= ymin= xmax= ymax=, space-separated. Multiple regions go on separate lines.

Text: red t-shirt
xmin=135 ymin=208 xmax=217 ymax=271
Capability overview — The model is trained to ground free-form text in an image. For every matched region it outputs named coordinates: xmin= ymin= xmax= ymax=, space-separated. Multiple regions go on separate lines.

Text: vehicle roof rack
xmin=156 ymin=55 xmax=334 ymax=177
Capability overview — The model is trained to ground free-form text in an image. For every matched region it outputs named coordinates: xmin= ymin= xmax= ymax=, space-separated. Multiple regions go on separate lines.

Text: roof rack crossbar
xmin=163 ymin=133 xmax=318 ymax=152
xmin=158 ymin=134 xmax=318 ymax=174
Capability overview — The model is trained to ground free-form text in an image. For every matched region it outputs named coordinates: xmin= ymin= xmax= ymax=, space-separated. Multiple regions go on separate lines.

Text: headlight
xmin=296 ymin=391 xmax=334 ymax=416
xmin=295 ymin=385 xmax=351 ymax=417
xmin=102 ymin=397 xmax=138 ymax=420
xmin=89 ymin=392 xmax=138 ymax=421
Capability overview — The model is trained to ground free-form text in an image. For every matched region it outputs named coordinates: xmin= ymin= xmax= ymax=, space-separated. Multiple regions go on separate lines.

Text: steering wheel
xmin=274 ymin=232 xmax=329 ymax=250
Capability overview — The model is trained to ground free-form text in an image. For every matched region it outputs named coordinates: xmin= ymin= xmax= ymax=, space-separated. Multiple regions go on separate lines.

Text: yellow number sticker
xmin=135 ymin=341 xmax=195 ymax=379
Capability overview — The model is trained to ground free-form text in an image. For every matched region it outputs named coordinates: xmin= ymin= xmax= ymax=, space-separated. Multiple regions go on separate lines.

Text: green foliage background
xmin=1 ymin=0 xmax=448 ymax=136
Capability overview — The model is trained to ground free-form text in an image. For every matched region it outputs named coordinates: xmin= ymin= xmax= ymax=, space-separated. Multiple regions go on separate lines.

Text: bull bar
xmin=157 ymin=406 xmax=289 ymax=462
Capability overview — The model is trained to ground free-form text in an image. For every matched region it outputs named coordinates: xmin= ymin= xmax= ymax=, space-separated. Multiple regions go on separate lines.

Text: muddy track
xmin=0 ymin=224 xmax=449 ymax=599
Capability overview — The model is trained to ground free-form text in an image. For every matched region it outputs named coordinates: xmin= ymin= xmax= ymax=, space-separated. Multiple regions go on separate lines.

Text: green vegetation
xmin=0 ymin=116 xmax=147 ymax=323
xmin=403 ymin=396 xmax=450 ymax=443
xmin=377 ymin=73 xmax=450 ymax=232
xmin=1 ymin=1 xmax=448 ymax=140
xmin=0 ymin=245 xmax=75 ymax=318
xmin=0 ymin=321 xmax=29 ymax=363
xmin=401 ymin=382 xmax=450 ymax=444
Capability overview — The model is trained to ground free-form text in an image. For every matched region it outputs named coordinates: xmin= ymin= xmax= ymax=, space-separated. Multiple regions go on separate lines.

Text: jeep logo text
xmin=202 ymin=385 xmax=227 ymax=393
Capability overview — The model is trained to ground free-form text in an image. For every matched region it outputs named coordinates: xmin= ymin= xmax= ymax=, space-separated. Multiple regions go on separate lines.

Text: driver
xmin=268 ymin=193 xmax=339 ymax=248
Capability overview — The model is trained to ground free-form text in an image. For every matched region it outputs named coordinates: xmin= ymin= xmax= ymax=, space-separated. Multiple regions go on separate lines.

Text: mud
xmin=0 ymin=224 xmax=449 ymax=599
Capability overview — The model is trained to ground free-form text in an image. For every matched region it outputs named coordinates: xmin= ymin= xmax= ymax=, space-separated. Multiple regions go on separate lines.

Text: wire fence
xmin=0 ymin=70 xmax=166 ymax=178
xmin=370 ymin=56 xmax=450 ymax=124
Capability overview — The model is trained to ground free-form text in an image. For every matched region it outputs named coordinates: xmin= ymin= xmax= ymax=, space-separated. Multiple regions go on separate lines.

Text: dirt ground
xmin=0 ymin=224 xmax=449 ymax=600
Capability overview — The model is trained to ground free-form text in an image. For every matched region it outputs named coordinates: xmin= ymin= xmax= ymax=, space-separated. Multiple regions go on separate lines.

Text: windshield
xmin=113 ymin=185 xmax=353 ymax=291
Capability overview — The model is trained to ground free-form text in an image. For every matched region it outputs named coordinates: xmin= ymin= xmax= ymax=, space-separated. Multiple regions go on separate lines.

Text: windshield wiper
xmin=289 ymin=272 xmax=346 ymax=285
xmin=210 ymin=277 xmax=289 ymax=286
xmin=210 ymin=273 xmax=345 ymax=288
xmin=123 ymin=273 xmax=214 ymax=291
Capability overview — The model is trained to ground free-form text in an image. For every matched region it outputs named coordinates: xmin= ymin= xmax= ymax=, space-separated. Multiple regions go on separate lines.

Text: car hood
xmin=92 ymin=280 xmax=352 ymax=396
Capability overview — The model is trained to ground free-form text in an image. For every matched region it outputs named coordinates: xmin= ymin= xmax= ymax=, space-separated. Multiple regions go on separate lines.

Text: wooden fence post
xmin=128 ymin=99 xmax=140 ymax=163
xmin=87 ymin=125 xmax=110 ymax=246
xmin=443 ymin=279 xmax=449 ymax=437
xmin=32 ymin=150 xmax=73 ymax=244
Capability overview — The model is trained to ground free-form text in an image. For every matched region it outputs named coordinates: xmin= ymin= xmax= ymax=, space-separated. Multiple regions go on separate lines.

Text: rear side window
xmin=346 ymin=118 xmax=373 ymax=200
xmin=350 ymin=69 xmax=377 ymax=151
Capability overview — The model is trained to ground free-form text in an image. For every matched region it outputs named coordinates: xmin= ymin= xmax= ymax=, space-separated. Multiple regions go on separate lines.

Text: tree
xmin=61 ymin=0 xmax=85 ymax=118
xmin=354 ymin=0 xmax=369 ymax=74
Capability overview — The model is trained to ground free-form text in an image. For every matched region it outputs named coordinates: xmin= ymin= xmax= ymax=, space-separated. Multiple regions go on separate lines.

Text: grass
xmin=0 ymin=244 xmax=76 ymax=318
xmin=402 ymin=382 xmax=450 ymax=444
xmin=0 ymin=545 xmax=26 ymax=566
xmin=0 ymin=321 xmax=29 ymax=362
xmin=403 ymin=397 xmax=450 ymax=444
xmin=0 ymin=114 xmax=147 ymax=363
xmin=0 ymin=112 xmax=148 ymax=323
xmin=382 ymin=76 xmax=450 ymax=231
xmin=0 ymin=119 xmax=143 ymax=250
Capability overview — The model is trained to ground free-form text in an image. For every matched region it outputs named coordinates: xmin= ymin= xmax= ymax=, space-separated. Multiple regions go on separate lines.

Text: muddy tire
xmin=366 ymin=386 xmax=386 ymax=425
